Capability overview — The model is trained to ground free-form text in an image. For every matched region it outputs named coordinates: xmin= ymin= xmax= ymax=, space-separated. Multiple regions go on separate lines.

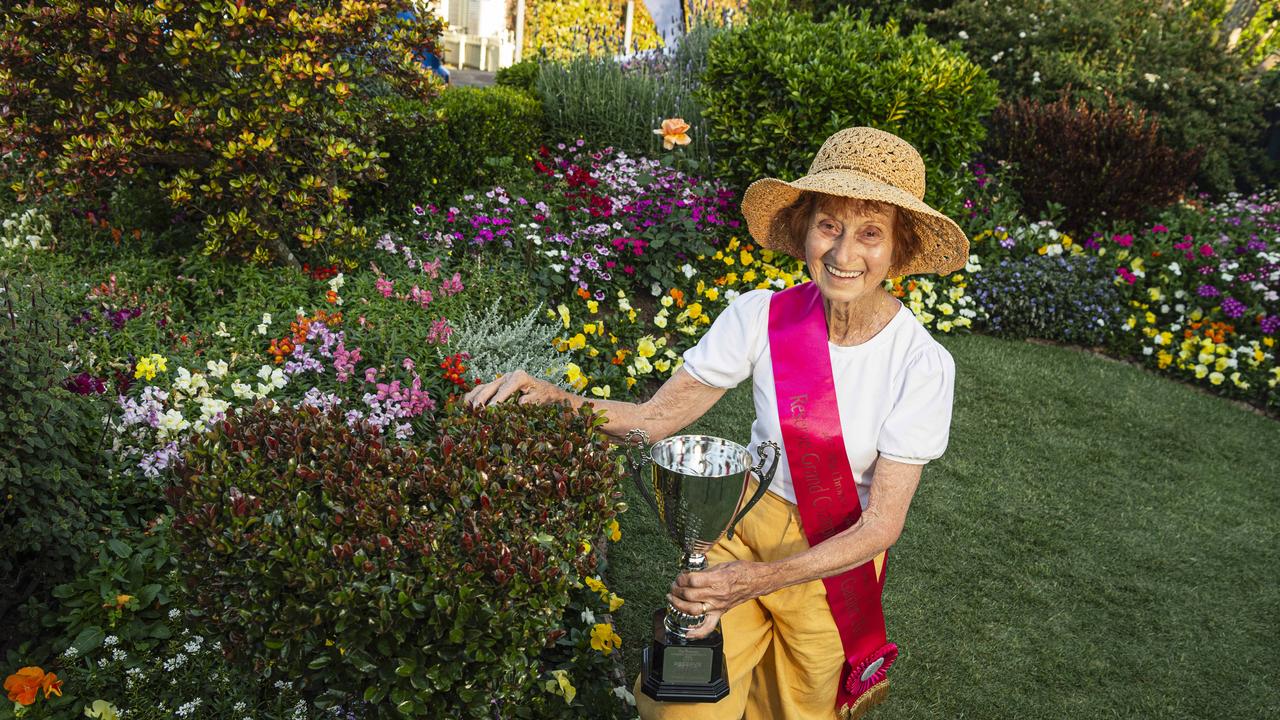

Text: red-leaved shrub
xmin=987 ymin=93 xmax=1203 ymax=233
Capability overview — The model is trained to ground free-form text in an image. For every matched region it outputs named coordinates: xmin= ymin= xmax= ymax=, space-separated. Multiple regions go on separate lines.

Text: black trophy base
xmin=640 ymin=608 xmax=730 ymax=703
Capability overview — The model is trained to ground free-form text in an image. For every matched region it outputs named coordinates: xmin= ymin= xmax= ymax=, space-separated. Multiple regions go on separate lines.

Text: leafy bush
xmin=924 ymin=0 xmax=1277 ymax=195
xmin=167 ymin=399 xmax=624 ymax=717
xmin=968 ymin=252 xmax=1127 ymax=347
xmin=0 ymin=1 xmax=443 ymax=264
xmin=495 ymin=59 xmax=542 ymax=93
xmin=366 ymin=86 xmax=543 ymax=212
xmin=987 ymin=93 xmax=1203 ymax=233
xmin=0 ymin=275 xmax=115 ymax=641
xmin=698 ymin=7 xmax=999 ymax=200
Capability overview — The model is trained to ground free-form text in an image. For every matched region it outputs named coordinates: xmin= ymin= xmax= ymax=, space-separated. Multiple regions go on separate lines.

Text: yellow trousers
xmin=634 ymin=482 xmax=886 ymax=720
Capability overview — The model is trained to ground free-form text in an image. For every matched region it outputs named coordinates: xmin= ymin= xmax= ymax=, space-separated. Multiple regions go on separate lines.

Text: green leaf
xmin=107 ymin=539 xmax=132 ymax=558
xmin=71 ymin=626 xmax=105 ymax=654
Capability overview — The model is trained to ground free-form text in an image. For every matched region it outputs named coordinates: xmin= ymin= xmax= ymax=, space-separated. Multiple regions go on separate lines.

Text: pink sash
xmin=768 ymin=282 xmax=898 ymax=715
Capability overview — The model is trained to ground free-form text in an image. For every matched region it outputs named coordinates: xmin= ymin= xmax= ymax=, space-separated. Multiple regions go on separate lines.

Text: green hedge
xmin=698 ymin=7 xmax=999 ymax=204
xmin=364 ymin=86 xmax=544 ymax=212
xmin=0 ymin=274 xmax=116 ymax=642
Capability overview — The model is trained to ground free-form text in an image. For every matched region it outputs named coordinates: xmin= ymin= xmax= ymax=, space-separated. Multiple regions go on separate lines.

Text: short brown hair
xmin=769 ymin=192 xmax=922 ymax=274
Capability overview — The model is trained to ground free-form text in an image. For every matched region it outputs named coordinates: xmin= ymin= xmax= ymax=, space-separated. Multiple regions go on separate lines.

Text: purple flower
xmin=1261 ymin=315 xmax=1279 ymax=335
xmin=1220 ymin=296 xmax=1247 ymax=319
xmin=1197 ymin=284 xmax=1221 ymax=298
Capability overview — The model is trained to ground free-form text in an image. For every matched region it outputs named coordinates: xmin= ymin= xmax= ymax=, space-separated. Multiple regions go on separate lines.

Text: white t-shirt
xmin=681 ymin=288 xmax=955 ymax=509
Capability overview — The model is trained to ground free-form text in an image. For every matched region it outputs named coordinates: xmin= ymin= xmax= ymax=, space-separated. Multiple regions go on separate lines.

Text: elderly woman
xmin=465 ymin=127 xmax=968 ymax=720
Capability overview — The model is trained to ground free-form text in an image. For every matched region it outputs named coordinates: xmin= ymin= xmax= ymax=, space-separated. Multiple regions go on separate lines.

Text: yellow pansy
xmin=608 ymin=593 xmax=625 ymax=612
xmin=637 ymin=337 xmax=657 ymax=358
xmin=740 ymin=250 xmax=754 ymax=266
xmin=1194 ymin=364 xmax=1209 ymax=379
xmin=587 ymin=300 xmax=599 ymax=314
xmin=590 ymin=623 xmax=621 ymax=655
xmin=546 ymin=669 xmax=576 ymax=704
xmin=564 ymin=363 xmax=588 ymax=391
xmin=655 ymin=359 xmax=671 ymax=373
xmin=590 ymin=385 xmax=611 ymax=398
xmin=606 ymin=519 xmax=621 ymax=542
xmin=568 ymin=334 xmax=586 ymax=351
xmin=1208 ymin=371 xmax=1225 ymax=385
xmin=557 ymin=304 xmax=571 ymax=328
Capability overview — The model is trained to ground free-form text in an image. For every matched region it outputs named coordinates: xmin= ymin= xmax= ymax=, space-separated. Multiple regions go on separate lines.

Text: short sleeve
xmin=877 ymin=345 xmax=956 ymax=465
xmin=680 ymin=289 xmax=772 ymax=389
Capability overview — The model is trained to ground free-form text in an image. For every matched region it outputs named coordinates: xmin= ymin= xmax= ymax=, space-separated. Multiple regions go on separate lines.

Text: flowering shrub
xmin=0 ymin=0 xmax=443 ymax=263
xmin=167 ymin=399 xmax=627 ymax=717
xmin=961 ymin=163 xmax=1280 ymax=411
xmin=967 ymin=253 xmax=1127 ymax=346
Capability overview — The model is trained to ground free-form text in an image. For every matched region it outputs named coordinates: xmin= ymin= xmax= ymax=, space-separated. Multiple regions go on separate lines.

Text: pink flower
xmin=1112 ymin=233 xmax=1133 ymax=247
xmin=1199 ymin=243 xmax=1215 ymax=257
xmin=439 ymin=272 xmax=464 ymax=296
xmin=420 ymin=258 xmax=441 ymax=279
xmin=375 ymin=278 xmax=394 ymax=298
xmin=1116 ymin=267 xmax=1137 ymax=285
xmin=402 ymin=357 xmax=415 ymax=372
xmin=364 ymin=367 xmax=378 ymax=384
xmin=410 ymin=285 xmax=434 ymax=308
xmin=426 ymin=317 xmax=453 ymax=345
xmin=1151 ymin=224 xmax=1169 ymax=234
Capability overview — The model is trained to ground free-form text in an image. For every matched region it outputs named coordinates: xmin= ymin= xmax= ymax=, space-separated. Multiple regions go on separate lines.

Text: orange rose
xmin=4 ymin=666 xmax=45 ymax=705
xmin=653 ymin=118 xmax=692 ymax=150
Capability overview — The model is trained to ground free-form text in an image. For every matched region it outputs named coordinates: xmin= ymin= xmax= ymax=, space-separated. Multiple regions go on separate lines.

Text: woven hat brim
xmin=741 ymin=170 xmax=970 ymax=277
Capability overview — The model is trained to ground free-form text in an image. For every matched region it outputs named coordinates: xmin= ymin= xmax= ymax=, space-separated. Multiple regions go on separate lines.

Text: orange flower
xmin=5 ymin=667 xmax=45 ymax=705
xmin=653 ymin=118 xmax=692 ymax=150
xmin=40 ymin=672 xmax=62 ymax=699
xmin=576 ymin=287 xmax=591 ymax=300
xmin=669 ymin=288 xmax=685 ymax=308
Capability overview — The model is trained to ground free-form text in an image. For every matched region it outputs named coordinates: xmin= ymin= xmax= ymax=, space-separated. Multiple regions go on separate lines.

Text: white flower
xmin=613 ymin=685 xmax=637 ymax=705
xmin=681 ymin=263 xmax=696 ymax=279
xmin=176 ymin=698 xmax=202 ymax=718
xmin=206 ymin=359 xmax=229 ymax=379
xmin=1032 ymin=70 xmax=1041 ymax=84
xmin=257 ymin=365 xmax=274 ymax=381
xmin=1018 ymin=31 xmax=1026 ymax=38
xmin=1143 ymin=73 xmax=1159 ymax=83
xmin=581 ymin=608 xmax=596 ymax=625
xmin=328 ymin=273 xmax=344 ymax=292
xmin=169 ymin=608 xmax=182 ymax=620
xmin=158 ymin=409 xmax=191 ymax=438
xmin=650 ymin=281 xmax=663 ymax=297
xmin=231 ymin=381 xmax=255 ymax=400
xmin=958 ymin=30 xmax=969 ymax=40
xmin=256 ymin=313 xmax=272 ymax=336
xmin=214 ymin=321 xmax=231 ymax=338
xmin=104 ymin=635 xmax=119 ymax=647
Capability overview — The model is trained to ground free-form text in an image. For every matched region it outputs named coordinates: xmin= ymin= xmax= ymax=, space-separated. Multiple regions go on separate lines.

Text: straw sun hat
xmin=741 ymin=127 xmax=970 ymax=278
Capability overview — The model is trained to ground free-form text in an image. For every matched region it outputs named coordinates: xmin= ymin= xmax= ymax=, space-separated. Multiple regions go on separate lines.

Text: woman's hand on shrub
xmin=465 ymin=369 xmax=567 ymax=408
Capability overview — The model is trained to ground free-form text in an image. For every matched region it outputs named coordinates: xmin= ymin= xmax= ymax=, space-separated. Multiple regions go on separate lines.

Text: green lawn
xmin=608 ymin=332 xmax=1280 ymax=719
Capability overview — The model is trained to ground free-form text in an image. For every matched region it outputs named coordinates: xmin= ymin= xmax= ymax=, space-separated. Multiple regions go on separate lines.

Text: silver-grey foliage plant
xmin=451 ymin=297 xmax=570 ymax=390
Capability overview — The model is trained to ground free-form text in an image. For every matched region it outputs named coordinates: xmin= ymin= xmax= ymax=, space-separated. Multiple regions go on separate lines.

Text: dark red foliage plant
xmin=166 ymin=398 xmax=623 ymax=717
xmin=987 ymin=92 xmax=1204 ymax=233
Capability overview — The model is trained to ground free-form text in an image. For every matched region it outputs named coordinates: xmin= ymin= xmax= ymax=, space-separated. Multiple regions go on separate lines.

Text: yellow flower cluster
xmin=133 ymin=353 xmax=169 ymax=381
xmin=584 ymin=575 xmax=625 ymax=612
xmin=545 ymin=669 xmax=576 ymax=704
xmin=1126 ymin=301 xmax=1275 ymax=390
xmin=888 ymin=274 xmax=977 ymax=333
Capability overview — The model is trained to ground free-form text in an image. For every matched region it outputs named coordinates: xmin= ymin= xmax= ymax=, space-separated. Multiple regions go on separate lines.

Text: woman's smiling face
xmin=803 ymin=198 xmax=896 ymax=305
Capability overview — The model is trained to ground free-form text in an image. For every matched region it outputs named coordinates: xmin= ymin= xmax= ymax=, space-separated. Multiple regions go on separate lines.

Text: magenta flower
xmin=1199 ymin=244 xmax=1215 ymax=257
xmin=410 ymin=285 xmax=433 ymax=308
xmin=1112 ymin=233 xmax=1134 ymax=247
xmin=439 ymin=272 xmax=464 ymax=296
xmin=376 ymin=277 xmax=394 ymax=298
xmin=1116 ymin=267 xmax=1137 ymax=284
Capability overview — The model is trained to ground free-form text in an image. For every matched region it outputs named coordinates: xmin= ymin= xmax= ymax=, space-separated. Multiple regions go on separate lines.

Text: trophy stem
xmin=665 ymin=551 xmax=711 ymax=640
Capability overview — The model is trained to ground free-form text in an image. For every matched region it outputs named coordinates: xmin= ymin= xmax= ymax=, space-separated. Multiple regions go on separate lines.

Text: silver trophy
xmin=624 ymin=429 xmax=781 ymax=703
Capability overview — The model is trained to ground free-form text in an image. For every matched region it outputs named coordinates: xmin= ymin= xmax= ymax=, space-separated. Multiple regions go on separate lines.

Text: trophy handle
xmin=623 ymin=428 xmax=661 ymax=517
xmin=726 ymin=440 xmax=780 ymax=541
